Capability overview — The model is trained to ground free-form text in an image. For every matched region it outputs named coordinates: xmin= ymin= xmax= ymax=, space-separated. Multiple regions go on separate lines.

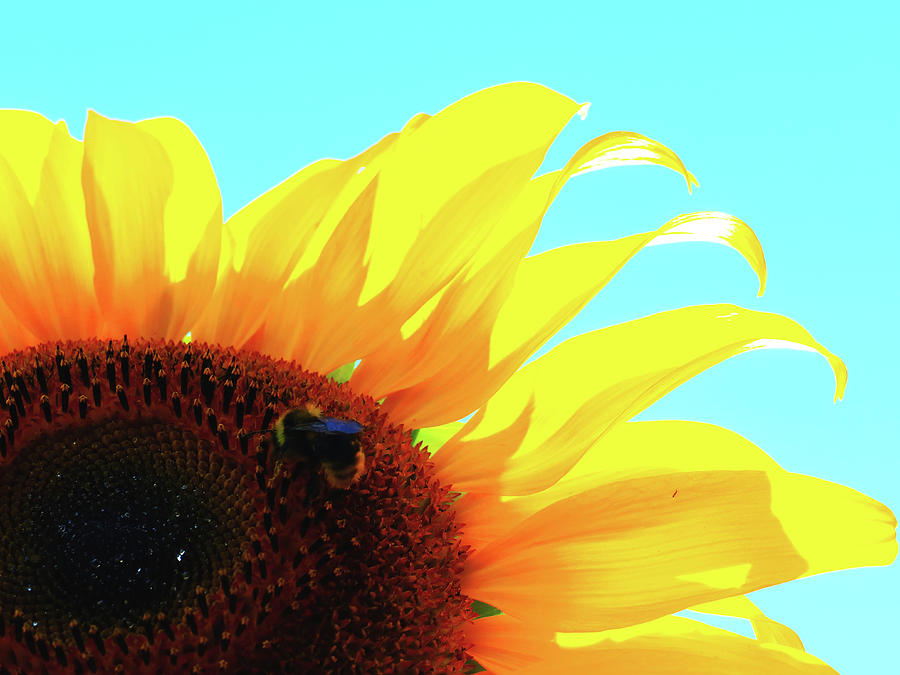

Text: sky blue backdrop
xmin=4 ymin=1 xmax=897 ymax=672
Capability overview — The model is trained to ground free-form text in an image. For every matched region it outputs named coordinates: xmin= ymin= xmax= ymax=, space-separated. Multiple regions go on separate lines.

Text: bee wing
xmin=319 ymin=418 xmax=364 ymax=434
xmin=283 ymin=417 xmax=364 ymax=435
xmin=287 ymin=420 xmax=331 ymax=434
xmin=285 ymin=419 xmax=362 ymax=434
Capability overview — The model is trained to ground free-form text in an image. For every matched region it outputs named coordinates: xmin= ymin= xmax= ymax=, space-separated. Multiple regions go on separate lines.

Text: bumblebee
xmin=252 ymin=405 xmax=365 ymax=489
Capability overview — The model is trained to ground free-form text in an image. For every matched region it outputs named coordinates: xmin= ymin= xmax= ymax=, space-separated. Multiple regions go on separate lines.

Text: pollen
xmin=0 ymin=337 xmax=473 ymax=673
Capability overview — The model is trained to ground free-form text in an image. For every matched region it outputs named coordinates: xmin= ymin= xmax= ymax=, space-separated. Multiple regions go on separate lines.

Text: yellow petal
xmin=467 ymin=614 xmax=835 ymax=675
xmin=565 ymin=419 xmax=782 ymax=482
xmin=643 ymin=211 xmax=766 ymax=296
xmin=82 ymin=111 xmax=222 ymax=339
xmin=485 ymin=210 xmax=767 ymax=390
xmin=358 ymin=211 xmax=765 ymax=429
xmin=353 ymin=83 xmax=578 ymax=402
xmin=459 ymin=421 xmax=896 ymax=589
xmin=135 ymin=117 xmax=222 ymax=283
xmin=544 ymin=615 xmax=837 ymax=674
xmin=0 ymin=302 xmax=38 ymax=353
xmin=0 ymin=110 xmax=56 ymax=202
xmin=0 ymin=117 xmax=104 ymax=341
xmin=454 ymin=420 xmax=782 ymax=550
xmin=0 ymin=153 xmax=49 ymax=342
xmin=260 ymin=178 xmax=377 ymax=372
xmin=0 ymin=153 xmax=36 ymax=279
xmin=770 ymin=472 xmax=897 ymax=578
xmin=352 ymin=122 xmax=710 ymax=424
xmin=360 ymin=82 xmax=582 ymax=305
xmin=434 ymin=304 xmax=846 ymax=495
xmin=200 ymin=121 xmax=411 ymax=365
xmin=354 ymin=223 xmax=533 ymax=426
xmin=349 ymin=188 xmax=543 ymax=419
xmin=465 ymin=615 xmax=556 ymax=674
xmin=33 ymin=122 xmax=102 ymax=339
xmin=82 ymin=111 xmax=169 ymax=336
xmin=455 ymin=491 xmax=516 ymax=551
xmin=192 ymin=157 xmax=357 ymax=348
xmin=463 ymin=469 xmax=895 ymax=632
xmin=136 ymin=117 xmax=223 ymax=336
xmin=551 ymin=130 xmax=699 ymax=199
xmin=690 ymin=596 xmax=804 ymax=650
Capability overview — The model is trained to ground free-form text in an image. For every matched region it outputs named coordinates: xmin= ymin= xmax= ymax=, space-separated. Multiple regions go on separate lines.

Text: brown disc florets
xmin=0 ymin=337 xmax=473 ymax=673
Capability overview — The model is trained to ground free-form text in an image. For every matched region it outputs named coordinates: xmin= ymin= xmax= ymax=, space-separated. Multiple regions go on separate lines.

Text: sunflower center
xmin=0 ymin=337 xmax=472 ymax=673
xmin=0 ymin=417 xmax=247 ymax=641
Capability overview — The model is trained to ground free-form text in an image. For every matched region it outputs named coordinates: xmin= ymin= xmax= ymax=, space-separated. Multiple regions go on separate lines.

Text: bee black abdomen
xmin=314 ymin=433 xmax=359 ymax=465
xmin=321 ymin=449 xmax=365 ymax=489
xmin=315 ymin=434 xmax=364 ymax=488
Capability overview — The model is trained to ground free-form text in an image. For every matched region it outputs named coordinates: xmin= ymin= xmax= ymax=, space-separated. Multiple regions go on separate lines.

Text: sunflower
xmin=0 ymin=83 xmax=893 ymax=674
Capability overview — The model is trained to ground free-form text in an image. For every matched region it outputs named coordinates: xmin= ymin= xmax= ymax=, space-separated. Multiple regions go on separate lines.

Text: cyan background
xmin=4 ymin=1 xmax=896 ymax=672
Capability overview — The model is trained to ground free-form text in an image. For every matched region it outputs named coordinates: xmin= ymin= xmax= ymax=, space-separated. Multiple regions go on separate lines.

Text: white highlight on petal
xmin=743 ymin=338 xmax=820 ymax=355
xmin=644 ymin=217 xmax=739 ymax=246
xmin=741 ymin=338 xmax=845 ymax=401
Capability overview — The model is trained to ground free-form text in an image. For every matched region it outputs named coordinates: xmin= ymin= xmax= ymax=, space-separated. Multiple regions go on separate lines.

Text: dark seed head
xmin=0 ymin=337 xmax=473 ymax=672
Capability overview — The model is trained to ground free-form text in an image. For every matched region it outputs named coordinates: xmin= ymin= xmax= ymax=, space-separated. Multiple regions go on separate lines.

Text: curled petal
xmin=354 ymin=126 xmax=714 ymax=428
xmin=643 ymin=211 xmax=766 ymax=295
xmin=485 ymin=211 xmax=767 ymax=388
xmin=435 ymin=304 xmax=846 ymax=495
xmin=360 ymin=210 xmax=764 ymax=428
xmin=552 ymin=129 xmax=699 ymax=197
